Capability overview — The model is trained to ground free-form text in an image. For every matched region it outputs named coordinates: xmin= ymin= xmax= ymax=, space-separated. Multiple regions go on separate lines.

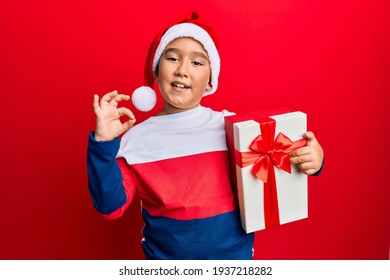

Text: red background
xmin=1 ymin=0 xmax=389 ymax=260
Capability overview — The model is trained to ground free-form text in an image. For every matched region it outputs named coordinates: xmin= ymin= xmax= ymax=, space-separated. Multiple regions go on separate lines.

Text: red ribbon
xmin=235 ymin=118 xmax=307 ymax=228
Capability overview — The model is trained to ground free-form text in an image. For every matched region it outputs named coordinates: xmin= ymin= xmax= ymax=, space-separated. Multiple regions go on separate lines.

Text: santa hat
xmin=132 ymin=11 xmax=220 ymax=112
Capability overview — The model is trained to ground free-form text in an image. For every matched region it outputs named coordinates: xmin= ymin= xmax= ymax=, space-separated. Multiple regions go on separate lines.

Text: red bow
xmin=240 ymin=130 xmax=307 ymax=183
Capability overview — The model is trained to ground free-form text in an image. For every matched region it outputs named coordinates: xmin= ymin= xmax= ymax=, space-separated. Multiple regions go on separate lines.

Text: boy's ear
xmin=154 ymin=64 xmax=160 ymax=79
xmin=154 ymin=71 xmax=159 ymax=84
xmin=206 ymin=82 xmax=212 ymax=91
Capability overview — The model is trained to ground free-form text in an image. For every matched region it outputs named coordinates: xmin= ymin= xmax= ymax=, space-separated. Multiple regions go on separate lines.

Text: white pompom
xmin=131 ymin=86 xmax=157 ymax=112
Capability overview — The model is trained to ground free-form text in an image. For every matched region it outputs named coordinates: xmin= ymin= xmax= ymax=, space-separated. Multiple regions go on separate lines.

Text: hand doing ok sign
xmin=92 ymin=90 xmax=136 ymax=141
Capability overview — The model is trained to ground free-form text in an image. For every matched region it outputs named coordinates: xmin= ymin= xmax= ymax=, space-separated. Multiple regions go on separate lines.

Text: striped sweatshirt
xmin=87 ymin=105 xmax=254 ymax=259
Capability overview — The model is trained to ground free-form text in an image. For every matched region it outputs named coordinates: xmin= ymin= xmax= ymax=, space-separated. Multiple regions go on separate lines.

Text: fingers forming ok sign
xmin=93 ymin=90 xmax=136 ymax=141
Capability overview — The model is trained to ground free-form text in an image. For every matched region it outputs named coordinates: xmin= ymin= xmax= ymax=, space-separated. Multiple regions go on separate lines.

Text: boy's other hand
xmin=290 ymin=131 xmax=324 ymax=175
xmin=93 ymin=90 xmax=136 ymax=141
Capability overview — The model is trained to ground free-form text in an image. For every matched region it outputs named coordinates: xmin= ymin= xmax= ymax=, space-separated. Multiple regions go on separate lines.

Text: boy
xmin=87 ymin=12 xmax=324 ymax=260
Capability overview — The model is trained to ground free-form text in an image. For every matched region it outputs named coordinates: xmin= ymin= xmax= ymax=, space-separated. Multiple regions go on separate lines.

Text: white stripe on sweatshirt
xmin=117 ymin=106 xmax=234 ymax=164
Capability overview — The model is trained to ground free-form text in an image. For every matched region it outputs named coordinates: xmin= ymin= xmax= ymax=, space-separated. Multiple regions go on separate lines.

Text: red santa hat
xmin=132 ymin=11 xmax=220 ymax=112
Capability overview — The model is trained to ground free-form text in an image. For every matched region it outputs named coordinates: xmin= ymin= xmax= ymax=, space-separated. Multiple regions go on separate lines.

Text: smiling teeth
xmin=172 ymin=83 xmax=189 ymax=89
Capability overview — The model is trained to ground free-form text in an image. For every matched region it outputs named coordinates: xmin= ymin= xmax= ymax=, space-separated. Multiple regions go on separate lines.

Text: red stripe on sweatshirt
xmin=129 ymin=151 xmax=236 ymax=220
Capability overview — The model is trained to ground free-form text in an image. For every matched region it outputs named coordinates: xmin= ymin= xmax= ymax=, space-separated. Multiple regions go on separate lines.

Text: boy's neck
xmin=157 ymin=103 xmax=200 ymax=116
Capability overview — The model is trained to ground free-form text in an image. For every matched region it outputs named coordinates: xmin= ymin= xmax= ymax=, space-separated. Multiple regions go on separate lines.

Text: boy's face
xmin=155 ymin=37 xmax=212 ymax=115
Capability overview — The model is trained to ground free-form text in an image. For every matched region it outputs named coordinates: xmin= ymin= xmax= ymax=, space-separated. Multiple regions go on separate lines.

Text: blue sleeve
xmin=87 ymin=132 xmax=127 ymax=215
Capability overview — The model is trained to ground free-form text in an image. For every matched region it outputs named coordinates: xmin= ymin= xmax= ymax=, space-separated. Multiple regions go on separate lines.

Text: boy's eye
xmin=166 ymin=57 xmax=178 ymax=62
xmin=192 ymin=61 xmax=203 ymax=66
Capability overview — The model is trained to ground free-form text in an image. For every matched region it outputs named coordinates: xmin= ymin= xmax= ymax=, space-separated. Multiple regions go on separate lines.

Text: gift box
xmin=225 ymin=111 xmax=308 ymax=233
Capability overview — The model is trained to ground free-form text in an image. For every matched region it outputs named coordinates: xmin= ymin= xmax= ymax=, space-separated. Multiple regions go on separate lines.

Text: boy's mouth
xmin=171 ymin=82 xmax=190 ymax=89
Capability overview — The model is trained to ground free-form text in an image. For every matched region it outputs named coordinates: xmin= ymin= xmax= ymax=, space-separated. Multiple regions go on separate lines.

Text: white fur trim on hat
xmin=152 ymin=23 xmax=220 ymax=96
xmin=132 ymin=86 xmax=157 ymax=112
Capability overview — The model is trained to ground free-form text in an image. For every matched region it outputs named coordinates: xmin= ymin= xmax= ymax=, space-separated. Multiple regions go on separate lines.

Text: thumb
xmin=122 ymin=118 xmax=137 ymax=132
xmin=303 ymin=131 xmax=316 ymax=144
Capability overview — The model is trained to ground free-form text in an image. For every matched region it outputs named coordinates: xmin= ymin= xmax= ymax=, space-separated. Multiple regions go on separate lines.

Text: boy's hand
xmin=93 ymin=90 xmax=136 ymax=141
xmin=290 ymin=131 xmax=323 ymax=175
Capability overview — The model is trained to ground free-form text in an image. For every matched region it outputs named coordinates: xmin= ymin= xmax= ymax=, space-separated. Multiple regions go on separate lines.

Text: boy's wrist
xmin=91 ymin=132 xmax=116 ymax=142
xmin=93 ymin=132 xmax=114 ymax=142
xmin=311 ymin=157 xmax=324 ymax=176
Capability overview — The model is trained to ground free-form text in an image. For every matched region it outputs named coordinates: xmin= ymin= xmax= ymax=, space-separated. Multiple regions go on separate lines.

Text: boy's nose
xmin=174 ymin=62 xmax=189 ymax=78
